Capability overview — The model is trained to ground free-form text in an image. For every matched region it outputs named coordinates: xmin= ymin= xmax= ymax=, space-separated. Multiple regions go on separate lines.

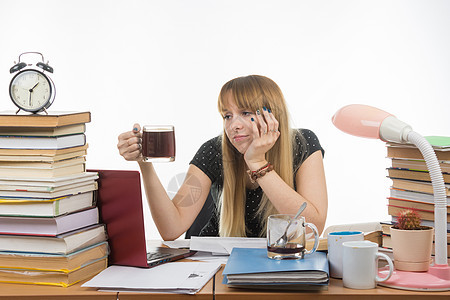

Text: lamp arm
xmin=407 ymin=131 xmax=448 ymax=266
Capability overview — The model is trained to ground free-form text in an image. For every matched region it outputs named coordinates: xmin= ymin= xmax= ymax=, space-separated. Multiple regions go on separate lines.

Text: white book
xmin=0 ymin=134 xmax=86 ymax=149
xmin=0 ymin=224 xmax=106 ymax=255
xmin=0 ymin=191 xmax=95 ymax=217
xmin=0 ymin=207 xmax=99 ymax=236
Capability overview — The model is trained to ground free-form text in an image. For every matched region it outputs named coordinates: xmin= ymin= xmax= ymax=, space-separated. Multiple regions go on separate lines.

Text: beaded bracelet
xmin=246 ymin=162 xmax=274 ymax=183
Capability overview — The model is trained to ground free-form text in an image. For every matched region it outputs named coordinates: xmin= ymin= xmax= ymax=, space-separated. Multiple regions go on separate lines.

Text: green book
xmin=425 ymin=136 xmax=450 ymax=148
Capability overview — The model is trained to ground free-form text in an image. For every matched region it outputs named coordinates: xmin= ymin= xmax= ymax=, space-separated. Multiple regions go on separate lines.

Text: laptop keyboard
xmin=147 ymin=251 xmax=172 ymax=261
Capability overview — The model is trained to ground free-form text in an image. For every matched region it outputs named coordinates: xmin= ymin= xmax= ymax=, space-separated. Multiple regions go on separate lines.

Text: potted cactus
xmin=390 ymin=209 xmax=434 ymax=272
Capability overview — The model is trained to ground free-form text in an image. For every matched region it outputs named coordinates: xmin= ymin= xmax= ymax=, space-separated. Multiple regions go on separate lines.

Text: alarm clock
xmin=9 ymin=52 xmax=55 ymax=114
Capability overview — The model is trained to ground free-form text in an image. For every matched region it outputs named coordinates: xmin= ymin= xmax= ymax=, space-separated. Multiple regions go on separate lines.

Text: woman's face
xmin=222 ymin=92 xmax=257 ymax=154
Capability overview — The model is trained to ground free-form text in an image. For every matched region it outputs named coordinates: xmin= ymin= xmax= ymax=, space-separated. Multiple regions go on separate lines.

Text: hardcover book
xmin=0 ymin=241 xmax=108 ymax=271
xmin=0 ymin=123 xmax=86 ymax=137
xmin=0 ymin=133 xmax=86 ymax=150
xmin=0 ymin=207 xmax=99 ymax=236
xmin=0 ymin=191 xmax=96 ymax=217
xmin=0 ymin=257 xmax=107 ymax=287
xmin=0 ymin=224 xmax=107 ymax=254
xmin=0 ymin=111 xmax=91 ymax=128
xmin=0 ymin=144 xmax=88 ymax=158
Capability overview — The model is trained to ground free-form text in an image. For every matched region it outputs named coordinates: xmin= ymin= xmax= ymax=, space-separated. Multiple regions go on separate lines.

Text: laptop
xmin=87 ymin=169 xmax=195 ymax=268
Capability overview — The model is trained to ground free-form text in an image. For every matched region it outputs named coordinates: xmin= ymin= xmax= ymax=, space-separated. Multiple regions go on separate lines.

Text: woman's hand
xmin=244 ymin=107 xmax=280 ymax=169
xmin=117 ymin=123 xmax=143 ymax=161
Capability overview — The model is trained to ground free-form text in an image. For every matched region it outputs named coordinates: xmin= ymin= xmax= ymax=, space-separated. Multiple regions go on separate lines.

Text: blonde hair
xmin=217 ymin=75 xmax=294 ymax=237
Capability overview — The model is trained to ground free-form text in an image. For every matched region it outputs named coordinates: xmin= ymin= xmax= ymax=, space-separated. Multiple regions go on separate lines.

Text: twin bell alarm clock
xmin=9 ymin=52 xmax=55 ymax=114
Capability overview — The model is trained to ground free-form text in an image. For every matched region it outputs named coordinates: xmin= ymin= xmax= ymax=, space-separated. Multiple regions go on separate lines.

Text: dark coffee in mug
xmin=142 ymin=125 xmax=175 ymax=162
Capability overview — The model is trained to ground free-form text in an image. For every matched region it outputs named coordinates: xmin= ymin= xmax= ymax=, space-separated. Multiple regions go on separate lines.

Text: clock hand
xmin=29 ymin=91 xmax=32 ymax=106
xmin=30 ymin=82 xmax=39 ymax=91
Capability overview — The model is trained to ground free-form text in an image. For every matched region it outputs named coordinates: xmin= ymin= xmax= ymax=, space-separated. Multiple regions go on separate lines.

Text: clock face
xmin=9 ymin=69 xmax=53 ymax=112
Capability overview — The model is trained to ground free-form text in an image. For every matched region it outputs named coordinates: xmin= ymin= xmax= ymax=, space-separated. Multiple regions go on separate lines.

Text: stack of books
xmin=381 ymin=136 xmax=450 ymax=259
xmin=222 ymin=248 xmax=329 ymax=290
xmin=0 ymin=111 xmax=108 ymax=287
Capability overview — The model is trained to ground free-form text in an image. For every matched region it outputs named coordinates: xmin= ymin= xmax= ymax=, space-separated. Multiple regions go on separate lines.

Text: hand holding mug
xmin=117 ymin=123 xmax=143 ymax=161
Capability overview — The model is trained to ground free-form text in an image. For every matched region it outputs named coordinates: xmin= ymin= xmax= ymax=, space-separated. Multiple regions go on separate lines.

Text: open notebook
xmin=88 ymin=169 xmax=195 ymax=268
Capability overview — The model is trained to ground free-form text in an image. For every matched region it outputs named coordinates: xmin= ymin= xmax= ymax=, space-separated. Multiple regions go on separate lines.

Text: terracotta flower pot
xmin=390 ymin=226 xmax=434 ymax=272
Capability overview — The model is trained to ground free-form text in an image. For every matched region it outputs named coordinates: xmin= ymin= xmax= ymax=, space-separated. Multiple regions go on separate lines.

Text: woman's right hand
xmin=117 ymin=123 xmax=143 ymax=161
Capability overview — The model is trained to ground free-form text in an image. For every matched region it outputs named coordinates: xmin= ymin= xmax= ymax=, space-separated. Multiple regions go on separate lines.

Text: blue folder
xmin=222 ymin=248 xmax=329 ymax=287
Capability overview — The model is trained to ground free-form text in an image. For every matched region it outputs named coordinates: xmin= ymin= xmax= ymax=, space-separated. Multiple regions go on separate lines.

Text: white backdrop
xmin=1 ymin=0 xmax=449 ymax=239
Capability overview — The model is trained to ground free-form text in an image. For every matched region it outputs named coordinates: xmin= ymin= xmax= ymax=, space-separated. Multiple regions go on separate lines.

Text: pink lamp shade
xmin=331 ymin=104 xmax=392 ymax=140
xmin=332 ymin=104 xmax=412 ymax=143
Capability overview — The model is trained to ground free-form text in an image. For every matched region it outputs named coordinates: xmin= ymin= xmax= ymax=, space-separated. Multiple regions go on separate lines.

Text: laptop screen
xmin=88 ymin=169 xmax=149 ymax=267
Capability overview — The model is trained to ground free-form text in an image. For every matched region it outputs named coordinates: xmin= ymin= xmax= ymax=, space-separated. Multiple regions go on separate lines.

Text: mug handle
xmin=304 ymin=222 xmax=319 ymax=254
xmin=375 ymin=253 xmax=394 ymax=282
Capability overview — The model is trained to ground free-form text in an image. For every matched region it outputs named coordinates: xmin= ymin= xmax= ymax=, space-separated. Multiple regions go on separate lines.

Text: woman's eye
xmin=223 ymin=115 xmax=231 ymax=120
xmin=242 ymin=111 xmax=252 ymax=116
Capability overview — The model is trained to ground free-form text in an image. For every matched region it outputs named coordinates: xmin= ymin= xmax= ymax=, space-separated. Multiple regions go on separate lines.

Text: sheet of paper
xmin=189 ymin=237 xmax=266 ymax=255
xmin=162 ymin=239 xmax=190 ymax=249
xmin=82 ymin=261 xmax=221 ymax=294
xmin=188 ymin=251 xmax=229 ymax=264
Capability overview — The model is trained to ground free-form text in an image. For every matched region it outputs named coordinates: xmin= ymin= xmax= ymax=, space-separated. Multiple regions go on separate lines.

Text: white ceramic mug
xmin=342 ymin=240 xmax=394 ymax=289
xmin=327 ymin=231 xmax=364 ymax=278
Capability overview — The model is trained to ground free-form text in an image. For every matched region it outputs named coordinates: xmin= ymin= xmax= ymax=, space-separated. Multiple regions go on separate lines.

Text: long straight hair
xmin=217 ymin=75 xmax=294 ymax=237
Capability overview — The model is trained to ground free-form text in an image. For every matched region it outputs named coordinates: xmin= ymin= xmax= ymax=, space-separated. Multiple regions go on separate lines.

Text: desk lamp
xmin=332 ymin=104 xmax=450 ymax=291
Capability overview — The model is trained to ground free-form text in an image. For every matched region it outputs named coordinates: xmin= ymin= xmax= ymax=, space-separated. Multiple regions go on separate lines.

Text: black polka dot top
xmin=189 ymin=129 xmax=324 ymax=237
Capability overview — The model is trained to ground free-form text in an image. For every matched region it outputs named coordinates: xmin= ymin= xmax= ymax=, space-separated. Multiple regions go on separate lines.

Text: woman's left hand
xmin=244 ymin=107 xmax=280 ymax=169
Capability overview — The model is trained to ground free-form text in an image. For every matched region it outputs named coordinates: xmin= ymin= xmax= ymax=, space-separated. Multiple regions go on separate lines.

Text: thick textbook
xmin=0 ymin=224 xmax=107 ymax=254
xmin=0 ymin=149 xmax=86 ymax=163
xmin=391 ymin=158 xmax=450 ymax=173
xmin=0 ymin=157 xmax=86 ymax=178
xmin=0 ymin=207 xmax=99 ymax=236
xmin=0 ymin=133 xmax=86 ymax=150
xmin=0 ymin=123 xmax=85 ymax=137
xmin=222 ymin=248 xmax=329 ymax=288
xmin=388 ymin=205 xmax=449 ymax=222
xmin=387 ymin=168 xmax=450 ymax=184
xmin=389 ymin=187 xmax=449 ymax=204
xmin=390 ymin=178 xmax=450 ymax=196
xmin=387 ymin=146 xmax=450 ymax=161
xmin=0 ymin=241 xmax=108 ymax=271
xmin=390 ymin=218 xmax=450 ymax=232
xmin=0 ymin=257 xmax=107 ymax=287
xmin=0 ymin=181 xmax=97 ymax=198
xmin=0 ymin=111 xmax=90 ymax=127
xmin=0 ymin=171 xmax=98 ymax=192
xmin=0 ymin=144 xmax=88 ymax=159
xmin=387 ymin=136 xmax=450 ymax=161
xmin=0 ymin=191 xmax=95 ymax=217
xmin=388 ymin=198 xmax=450 ymax=214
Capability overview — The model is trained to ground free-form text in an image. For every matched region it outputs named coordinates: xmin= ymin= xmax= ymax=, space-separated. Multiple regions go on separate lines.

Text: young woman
xmin=117 ymin=75 xmax=328 ymax=240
